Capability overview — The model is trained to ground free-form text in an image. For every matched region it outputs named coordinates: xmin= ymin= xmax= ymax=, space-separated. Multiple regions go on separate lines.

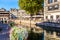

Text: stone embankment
xmin=10 ymin=19 xmax=43 ymax=33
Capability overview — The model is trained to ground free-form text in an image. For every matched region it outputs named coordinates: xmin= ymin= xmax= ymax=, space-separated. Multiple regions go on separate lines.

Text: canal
xmin=0 ymin=21 xmax=44 ymax=40
xmin=20 ymin=24 xmax=44 ymax=40
xmin=0 ymin=23 xmax=9 ymax=40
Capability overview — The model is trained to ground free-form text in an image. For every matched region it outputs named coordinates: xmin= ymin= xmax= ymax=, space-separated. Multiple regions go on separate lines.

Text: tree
xmin=18 ymin=0 xmax=44 ymax=28
xmin=18 ymin=0 xmax=44 ymax=15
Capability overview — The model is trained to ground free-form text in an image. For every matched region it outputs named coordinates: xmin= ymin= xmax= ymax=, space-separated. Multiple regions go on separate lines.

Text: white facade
xmin=10 ymin=8 xmax=18 ymax=18
xmin=44 ymin=0 xmax=60 ymax=21
xmin=18 ymin=10 xmax=27 ymax=19
xmin=10 ymin=9 xmax=28 ymax=19
xmin=44 ymin=0 xmax=60 ymax=40
xmin=45 ymin=12 xmax=60 ymax=20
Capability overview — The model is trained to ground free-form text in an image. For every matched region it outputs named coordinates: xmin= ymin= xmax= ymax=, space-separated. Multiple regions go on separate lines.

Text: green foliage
xmin=18 ymin=0 xmax=44 ymax=15
xmin=27 ymin=30 xmax=43 ymax=40
xmin=9 ymin=22 xmax=15 ymax=27
xmin=10 ymin=27 xmax=28 ymax=40
xmin=10 ymin=27 xmax=18 ymax=40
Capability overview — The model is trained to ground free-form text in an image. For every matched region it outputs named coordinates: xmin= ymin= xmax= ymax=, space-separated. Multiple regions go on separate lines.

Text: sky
xmin=0 ymin=0 xmax=18 ymax=10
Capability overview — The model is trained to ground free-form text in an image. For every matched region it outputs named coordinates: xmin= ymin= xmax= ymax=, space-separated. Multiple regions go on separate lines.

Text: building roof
xmin=0 ymin=8 xmax=9 ymax=14
xmin=0 ymin=12 xmax=9 ymax=13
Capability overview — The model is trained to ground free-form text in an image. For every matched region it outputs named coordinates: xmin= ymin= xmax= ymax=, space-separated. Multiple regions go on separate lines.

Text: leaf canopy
xmin=18 ymin=0 xmax=44 ymax=15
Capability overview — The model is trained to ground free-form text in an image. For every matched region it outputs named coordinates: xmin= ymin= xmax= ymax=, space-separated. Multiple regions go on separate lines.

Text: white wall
xmin=44 ymin=12 xmax=60 ymax=20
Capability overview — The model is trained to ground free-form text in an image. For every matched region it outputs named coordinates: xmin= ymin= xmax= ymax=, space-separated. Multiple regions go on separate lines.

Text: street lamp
xmin=20 ymin=15 xmax=21 ymax=26
xmin=20 ymin=14 xmax=22 ymax=26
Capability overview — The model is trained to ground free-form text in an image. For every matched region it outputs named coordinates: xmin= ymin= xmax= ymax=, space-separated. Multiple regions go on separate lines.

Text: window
xmin=54 ymin=0 xmax=57 ymax=2
xmin=48 ymin=4 xmax=59 ymax=11
xmin=56 ymin=15 xmax=59 ymax=19
xmin=54 ymin=4 xmax=59 ymax=9
xmin=50 ymin=15 xmax=53 ymax=20
xmin=56 ymin=32 xmax=60 ymax=37
xmin=48 ymin=0 xmax=53 ymax=4
xmin=50 ymin=15 xmax=53 ymax=21
xmin=48 ymin=6 xmax=53 ymax=10
xmin=46 ymin=16 xmax=48 ymax=19
xmin=56 ymin=15 xmax=60 ymax=23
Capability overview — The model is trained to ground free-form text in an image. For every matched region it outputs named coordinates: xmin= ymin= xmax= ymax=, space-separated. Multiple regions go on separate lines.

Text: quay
xmin=10 ymin=19 xmax=43 ymax=33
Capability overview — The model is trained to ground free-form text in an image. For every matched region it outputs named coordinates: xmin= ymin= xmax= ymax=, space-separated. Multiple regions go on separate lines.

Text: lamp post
xmin=20 ymin=14 xmax=22 ymax=26
xmin=20 ymin=15 xmax=21 ymax=26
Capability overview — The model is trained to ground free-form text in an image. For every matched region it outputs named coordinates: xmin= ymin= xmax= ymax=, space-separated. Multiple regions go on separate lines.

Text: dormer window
xmin=48 ymin=0 xmax=53 ymax=4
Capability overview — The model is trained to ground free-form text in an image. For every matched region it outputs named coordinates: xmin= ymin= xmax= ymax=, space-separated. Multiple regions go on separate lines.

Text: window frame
xmin=46 ymin=16 xmax=48 ymax=19
xmin=50 ymin=15 xmax=53 ymax=19
xmin=50 ymin=15 xmax=53 ymax=21
xmin=48 ymin=0 xmax=53 ymax=4
xmin=56 ymin=15 xmax=59 ymax=19
xmin=54 ymin=4 xmax=59 ymax=10
xmin=54 ymin=0 xmax=57 ymax=2
xmin=48 ymin=6 xmax=53 ymax=11
xmin=48 ymin=4 xmax=59 ymax=11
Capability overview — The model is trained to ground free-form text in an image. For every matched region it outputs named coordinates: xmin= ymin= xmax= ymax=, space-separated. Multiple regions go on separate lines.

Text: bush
xmin=9 ymin=22 xmax=15 ymax=27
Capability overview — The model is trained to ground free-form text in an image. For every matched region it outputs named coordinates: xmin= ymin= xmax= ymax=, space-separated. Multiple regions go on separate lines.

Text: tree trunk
xmin=30 ymin=14 xmax=33 ymax=30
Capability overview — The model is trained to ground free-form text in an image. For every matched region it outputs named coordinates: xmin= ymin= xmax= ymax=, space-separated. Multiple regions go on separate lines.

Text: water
xmin=42 ymin=32 xmax=44 ymax=40
xmin=39 ymin=32 xmax=44 ymax=40
xmin=0 ymin=22 xmax=44 ymax=40
xmin=0 ymin=23 xmax=9 ymax=40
